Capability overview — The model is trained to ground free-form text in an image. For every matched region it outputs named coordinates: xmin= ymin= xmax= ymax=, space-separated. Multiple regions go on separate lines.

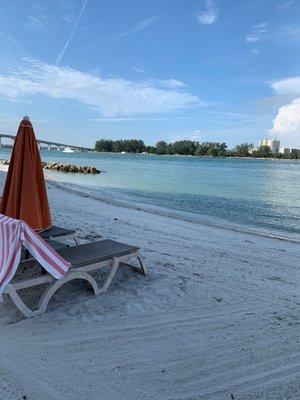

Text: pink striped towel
xmin=0 ymin=214 xmax=70 ymax=298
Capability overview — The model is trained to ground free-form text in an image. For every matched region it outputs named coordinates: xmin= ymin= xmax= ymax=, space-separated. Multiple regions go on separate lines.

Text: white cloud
xmin=271 ymin=77 xmax=300 ymax=95
xmin=270 ymin=77 xmax=300 ymax=147
xmin=112 ymin=15 xmax=162 ymax=40
xmin=189 ymin=130 xmax=204 ymax=141
xmin=246 ymin=23 xmax=300 ymax=46
xmin=0 ymin=59 xmax=201 ymax=117
xmin=62 ymin=13 xmax=77 ymax=24
xmin=246 ymin=23 xmax=268 ymax=43
xmin=270 ymin=98 xmax=300 ymax=147
xmin=0 ymin=31 xmax=29 ymax=56
xmin=276 ymin=0 xmax=293 ymax=10
xmin=91 ymin=116 xmax=197 ymax=122
xmin=251 ymin=48 xmax=260 ymax=55
xmin=132 ymin=66 xmax=145 ymax=74
xmin=166 ymin=129 xmax=206 ymax=143
xmin=149 ymin=79 xmax=186 ymax=89
xmin=196 ymin=0 xmax=218 ymax=25
xmin=25 ymin=15 xmax=48 ymax=31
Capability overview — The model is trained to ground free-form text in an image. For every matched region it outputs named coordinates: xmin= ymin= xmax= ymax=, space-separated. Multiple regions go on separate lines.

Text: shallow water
xmin=1 ymin=149 xmax=299 ymax=239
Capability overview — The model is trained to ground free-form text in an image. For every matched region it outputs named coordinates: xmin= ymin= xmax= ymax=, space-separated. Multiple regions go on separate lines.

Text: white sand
xmin=0 ymin=170 xmax=299 ymax=400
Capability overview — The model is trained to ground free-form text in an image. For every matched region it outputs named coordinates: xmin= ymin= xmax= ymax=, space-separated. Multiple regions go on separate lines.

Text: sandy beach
xmin=0 ymin=170 xmax=299 ymax=400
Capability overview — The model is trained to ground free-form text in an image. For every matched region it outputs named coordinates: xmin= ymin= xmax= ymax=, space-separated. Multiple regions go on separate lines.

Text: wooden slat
xmin=5 ymin=275 xmax=54 ymax=291
xmin=57 ymin=240 xmax=139 ymax=267
xmin=39 ymin=225 xmax=75 ymax=239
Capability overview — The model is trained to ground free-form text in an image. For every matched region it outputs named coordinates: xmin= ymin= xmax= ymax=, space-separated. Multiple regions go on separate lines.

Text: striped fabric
xmin=0 ymin=214 xmax=70 ymax=298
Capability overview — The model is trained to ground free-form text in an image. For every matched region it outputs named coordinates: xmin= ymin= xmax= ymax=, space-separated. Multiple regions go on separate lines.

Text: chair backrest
xmin=0 ymin=214 xmax=22 ymax=294
xmin=0 ymin=214 xmax=70 ymax=296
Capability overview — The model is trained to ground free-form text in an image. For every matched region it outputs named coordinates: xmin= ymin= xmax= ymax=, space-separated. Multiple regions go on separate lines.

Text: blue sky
xmin=0 ymin=0 xmax=300 ymax=148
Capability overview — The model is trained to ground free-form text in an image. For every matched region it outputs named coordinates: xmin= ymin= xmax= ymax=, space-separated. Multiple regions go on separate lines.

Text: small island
xmin=95 ymin=139 xmax=300 ymax=159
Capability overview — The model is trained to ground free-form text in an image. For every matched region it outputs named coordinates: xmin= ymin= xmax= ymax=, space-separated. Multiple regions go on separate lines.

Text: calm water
xmin=1 ymin=149 xmax=299 ymax=239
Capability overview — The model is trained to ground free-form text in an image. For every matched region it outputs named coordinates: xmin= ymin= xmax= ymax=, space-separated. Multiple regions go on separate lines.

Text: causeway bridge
xmin=0 ymin=134 xmax=93 ymax=152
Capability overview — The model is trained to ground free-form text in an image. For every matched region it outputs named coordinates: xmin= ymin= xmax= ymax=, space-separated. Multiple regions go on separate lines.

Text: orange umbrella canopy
xmin=0 ymin=117 xmax=52 ymax=231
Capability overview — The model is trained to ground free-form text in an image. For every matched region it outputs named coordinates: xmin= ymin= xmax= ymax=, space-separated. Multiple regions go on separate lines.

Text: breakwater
xmin=0 ymin=159 xmax=100 ymax=174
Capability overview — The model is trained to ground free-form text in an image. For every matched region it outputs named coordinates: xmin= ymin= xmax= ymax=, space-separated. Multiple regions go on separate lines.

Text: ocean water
xmin=1 ymin=149 xmax=299 ymax=239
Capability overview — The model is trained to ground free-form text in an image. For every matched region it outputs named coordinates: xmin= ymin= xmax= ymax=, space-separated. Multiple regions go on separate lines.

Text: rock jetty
xmin=0 ymin=159 xmax=9 ymax=166
xmin=0 ymin=159 xmax=100 ymax=174
xmin=42 ymin=162 xmax=100 ymax=174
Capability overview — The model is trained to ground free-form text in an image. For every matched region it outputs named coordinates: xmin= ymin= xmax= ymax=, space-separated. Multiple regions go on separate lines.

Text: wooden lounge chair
xmin=23 ymin=226 xmax=79 ymax=261
xmin=3 ymin=239 xmax=147 ymax=318
xmin=39 ymin=225 xmax=80 ymax=244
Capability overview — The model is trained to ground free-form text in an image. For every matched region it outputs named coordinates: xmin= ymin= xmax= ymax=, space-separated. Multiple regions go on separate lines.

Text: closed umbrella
xmin=0 ymin=116 xmax=52 ymax=231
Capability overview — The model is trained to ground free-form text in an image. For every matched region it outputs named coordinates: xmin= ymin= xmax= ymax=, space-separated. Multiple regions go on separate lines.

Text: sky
xmin=0 ymin=0 xmax=300 ymax=148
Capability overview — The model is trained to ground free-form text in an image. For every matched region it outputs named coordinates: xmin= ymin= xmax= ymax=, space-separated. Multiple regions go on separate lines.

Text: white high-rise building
xmin=259 ymin=138 xmax=280 ymax=154
xmin=259 ymin=139 xmax=268 ymax=147
xmin=268 ymin=139 xmax=280 ymax=155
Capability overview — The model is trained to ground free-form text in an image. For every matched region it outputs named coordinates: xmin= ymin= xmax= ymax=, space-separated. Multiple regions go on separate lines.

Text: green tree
xmin=156 ymin=141 xmax=168 ymax=154
xmin=207 ymin=146 xmax=218 ymax=157
xmin=197 ymin=142 xmax=227 ymax=157
xmin=195 ymin=142 xmax=209 ymax=156
xmin=166 ymin=143 xmax=174 ymax=155
xmin=112 ymin=140 xmax=125 ymax=152
xmin=145 ymin=146 xmax=156 ymax=154
xmin=169 ymin=140 xmax=197 ymax=155
xmin=290 ymin=150 xmax=300 ymax=159
xmin=234 ymin=143 xmax=253 ymax=157
xmin=282 ymin=149 xmax=300 ymax=159
xmin=123 ymin=140 xmax=145 ymax=153
xmin=217 ymin=142 xmax=227 ymax=156
xmin=95 ymin=139 xmax=114 ymax=152
xmin=254 ymin=145 xmax=273 ymax=158
xmin=94 ymin=138 xmax=232 ymax=157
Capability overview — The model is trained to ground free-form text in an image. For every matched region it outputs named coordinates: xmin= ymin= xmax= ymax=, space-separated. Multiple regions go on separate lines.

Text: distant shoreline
xmin=93 ymin=153 xmax=300 ymax=161
xmin=1 ymin=148 xmax=299 ymax=161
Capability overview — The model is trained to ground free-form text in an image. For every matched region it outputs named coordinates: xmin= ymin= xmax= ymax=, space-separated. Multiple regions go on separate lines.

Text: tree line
xmin=94 ymin=139 xmax=300 ymax=159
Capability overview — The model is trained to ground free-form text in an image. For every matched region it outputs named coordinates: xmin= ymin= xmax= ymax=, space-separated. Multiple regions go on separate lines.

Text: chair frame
xmin=41 ymin=230 xmax=80 ymax=245
xmin=3 ymin=250 xmax=147 ymax=318
xmin=39 ymin=225 xmax=81 ymax=245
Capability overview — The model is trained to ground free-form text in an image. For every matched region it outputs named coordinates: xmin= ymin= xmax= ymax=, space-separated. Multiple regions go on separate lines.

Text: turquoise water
xmin=1 ymin=149 xmax=299 ymax=239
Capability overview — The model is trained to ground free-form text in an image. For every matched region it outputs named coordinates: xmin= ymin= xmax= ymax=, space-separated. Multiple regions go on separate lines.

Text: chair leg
xmin=37 ymin=271 xmax=99 ymax=314
xmin=119 ymin=251 xmax=148 ymax=275
xmin=73 ymin=235 xmax=80 ymax=245
xmin=96 ymin=257 xmax=119 ymax=294
xmin=5 ymin=285 xmax=38 ymax=318
xmin=137 ymin=251 xmax=148 ymax=275
xmin=37 ymin=258 xmax=120 ymax=313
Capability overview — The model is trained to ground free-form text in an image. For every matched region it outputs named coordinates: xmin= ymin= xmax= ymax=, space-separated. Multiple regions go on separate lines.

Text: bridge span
xmin=0 ymin=134 xmax=93 ymax=152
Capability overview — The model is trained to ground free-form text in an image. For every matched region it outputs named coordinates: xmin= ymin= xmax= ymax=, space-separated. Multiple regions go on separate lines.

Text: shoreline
xmin=45 ymin=171 xmax=300 ymax=244
xmin=77 ymin=152 xmax=300 ymax=161
xmin=0 ymin=163 xmax=298 ymax=243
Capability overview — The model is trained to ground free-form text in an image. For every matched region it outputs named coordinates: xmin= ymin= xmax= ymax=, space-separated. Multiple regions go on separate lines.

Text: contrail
xmin=112 ymin=15 xmax=163 ymax=41
xmin=55 ymin=0 xmax=88 ymax=66
xmin=0 ymin=31 xmax=29 ymax=56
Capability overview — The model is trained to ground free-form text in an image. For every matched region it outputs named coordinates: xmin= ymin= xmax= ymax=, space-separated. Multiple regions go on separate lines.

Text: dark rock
xmin=214 ymin=297 xmax=222 ymax=302
xmin=43 ymin=162 xmax=100 ymax=174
